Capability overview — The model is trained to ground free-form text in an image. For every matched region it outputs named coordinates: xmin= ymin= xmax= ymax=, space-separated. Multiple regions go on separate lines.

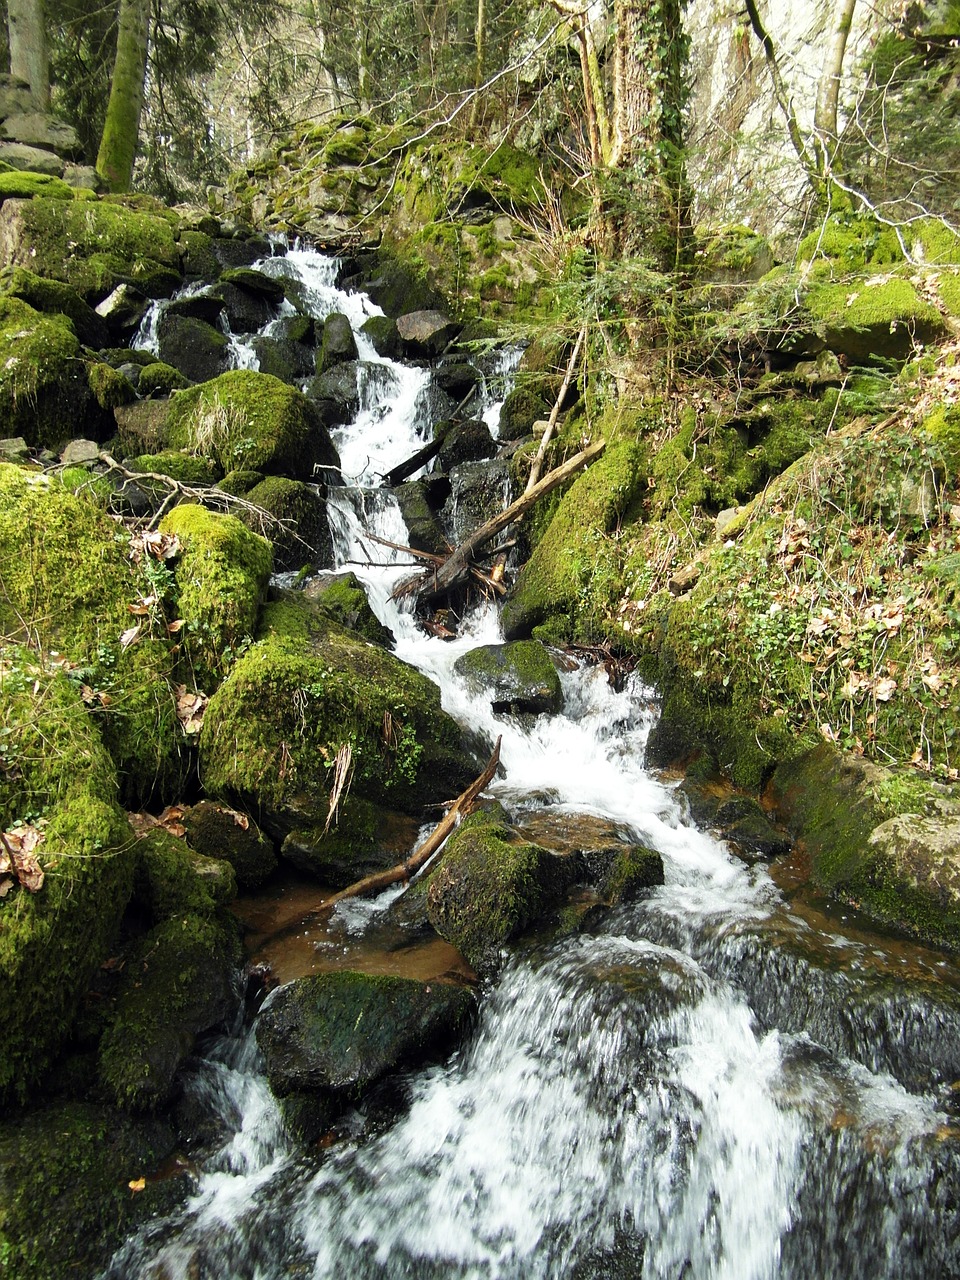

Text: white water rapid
xmin=103 ymin=251 xmax=960 ymax=1280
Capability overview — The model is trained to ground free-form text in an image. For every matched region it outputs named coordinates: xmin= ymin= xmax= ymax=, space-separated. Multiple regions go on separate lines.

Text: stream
xmin=104 ymin=248 xmax=960 ymax=1279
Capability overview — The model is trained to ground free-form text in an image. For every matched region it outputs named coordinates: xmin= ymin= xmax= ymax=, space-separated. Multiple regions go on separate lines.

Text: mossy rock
xmin=0 ymin=1101 xmax=184 ymax=1280
xmin=393 ymin=479 xmax=449 ymax=557
xmin=318 ymin=311 xmax=358 ymax=372
xmin=2 ymin=265 xmax=109 ymax=347
xmin=798 ymin=214 xmax=906 ymax=271
xmin=87 ymin=358 xmax=137 ymax=410
xmin=178 ymin=227 xmax=222 ymax=281
xmin=159 ymin=503 xmax=273 ymax=689
xmin=453 ymin=640 xmax=563 ymax=714
xmin=0 ymin=466 xmax=185 ymax=802
xmin=182 ymin=799 xmax=278 ymax=888
xmin=126 ymin=450 xmax=222 ymax=484
xmin=0 ymin=195 xmax=181 ymax=301
xmin=0 ymin=654 xmax=136 ymax=1101
xmin=280 ymin=794 xmax=415 ymax=886
xmin=165 ymin=369 xmax=341 ymax=480
xmin=805 ymin=273 xmax=946 ymax=361
xmin=0 ymin=169 xmax=73 ymax=201
xmin=0 ymin=296 xmax=111 ymax=448
xmin=424 ymin=808 xmax=577 ymax=971
xmin=216 ymin=468 xmax=264 ymax=496
xmin=501 ymin=442 xmax=645 ymax=641
xmin=200 ymin=597 xmax=472 ymax=830
xmin=302 ymin=571 xmax=394 ymax=646
xmin=136 ymin=360 xmax=190 ymax=396
xmin=589 ymin=843 xmax=665 ymax=903
xmin=360 ymin=313 xmax=399 ymax=357
xmin=255 ymin=970 xmax=476 ymax=1100
xmin=156 ymin=312 xmax=229 ymax=383
xmin=97 ymin=913 xmax=241 ymax=1110
xmin=243 ymin=475 xmax=333 ymax=572
xmin=133 ymin=826 xmax=237 ymax=921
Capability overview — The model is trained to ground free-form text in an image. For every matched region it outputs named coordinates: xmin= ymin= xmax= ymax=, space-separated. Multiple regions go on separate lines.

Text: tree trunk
xmin=7 ymin=0 xmax=49 ymax=110
xmin=96 ymin=0 xmax=152 ymax=192
xmin=814 ymin=0 xmax=858 ymax=165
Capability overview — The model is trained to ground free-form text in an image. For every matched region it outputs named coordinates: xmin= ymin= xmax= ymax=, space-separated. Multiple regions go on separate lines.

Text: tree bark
xmin=7 ymin=0 xmax=49 ymax=110
xmin=814 ymin=0 xmax=858 ymax=161
xmin=96 ymin=0 xmax=152 ymax=192
xmin=319 ymin=737 xmax=502 ymax=909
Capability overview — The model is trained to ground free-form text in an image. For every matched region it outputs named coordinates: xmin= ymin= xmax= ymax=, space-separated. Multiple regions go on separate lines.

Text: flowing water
xmin=105 ymin=251 xmax=960 ymax=1279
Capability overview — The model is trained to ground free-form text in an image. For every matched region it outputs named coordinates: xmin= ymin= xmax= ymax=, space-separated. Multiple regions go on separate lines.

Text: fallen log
xmin=393 ymin=438 xmax=606 ymax=603
xmin=318 ymin=737 xmax=502 ymax=910
xmin=383 ymin=435 xmax=446 ymax=486
xmin=524 ymin=325 xmax=586 ymax=494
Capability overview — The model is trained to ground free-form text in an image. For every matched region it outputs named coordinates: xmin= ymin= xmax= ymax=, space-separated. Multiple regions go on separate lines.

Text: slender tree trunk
xmin=468 ymin=0 xmax=486 ymax=127
xmin=815 ymin=0 xmax=857 ymax=163
xmin=96 ymin=0 xmax=152 ymax=192
xmin=7 ymin=0 xmax=49 ymax=110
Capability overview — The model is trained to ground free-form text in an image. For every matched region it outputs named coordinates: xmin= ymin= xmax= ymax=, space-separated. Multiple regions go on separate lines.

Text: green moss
xmin=133 ymin=827 xmax=236 ymax=920
xmin=2 ymin=266 xmax=102 ymax=345
xmin=0 ymin=465 xmax=185 ymax=802
xmin=798 ymin=214 xmax=905 ymax=269
xmin=97 ymin=912 xmax=240 ymax=1109
xmin=127 ymin=451 xmax=222 ymax=484
xmin=0 ymin=1101 xmax=182 ymax=1280
xmin=501 ymin=442 xmax=645 ymax=640
xmin=305 ymin=573 xmax=394 ymax=647
xmin=87 ymin=358 xmax=137 ymax=410
xmin=911 ymin=218 xmax=960 ymax=265
xmin=935 ymin=270 xmax=960 ymax=317
xmin=137 ymin=361 xmax=190 ymax=395
xmin=200 ymin=598 xmax=468 ymax=823
xmin=0 ymin=171 xmax=74 ymax=201
xmin=178 ymin=228 xmax=222 ymax=280
xmin=160 ymin=503 xmax=273 ymax=689
xmin=0 ymin=654 xmax=135 ymax=1101
xmin=4 ymin=196 xmax=180 ymax=301
xmin=165 ymin=369 xmax=333 ymax=478
xmin=922 ymin=403 xmax=960 ymax=470
xmin=0 ymin=296 xmax=96 ymax=448
xmin=243 ymin=475 xmax=330 ymax=573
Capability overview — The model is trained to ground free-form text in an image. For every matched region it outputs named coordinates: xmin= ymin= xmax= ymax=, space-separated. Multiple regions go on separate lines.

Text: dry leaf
xmin=119 ymin=623 xmax=142 ymax=650
xmin=874 ymin=676 xmax=898 ymax=702
xmin=1 ymin=825 xmax=45 ymax=892
xmin=128 ymin=1177 xmax=146 ymax=1193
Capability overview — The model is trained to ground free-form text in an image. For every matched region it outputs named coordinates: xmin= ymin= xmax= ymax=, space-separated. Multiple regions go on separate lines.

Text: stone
xmin=437 ymin=418 xmax=497 ymax=470
xmin=668 ymin=563 xmax=702 ymax=596
xmin=0 ymin=141 xmax=62 ymax=174
xmin=210 ymin=280 xmax=273 ymax=333
xmin=360 ymin=314 xmax=399 ymax=357
xmin=255 ymin=970 xmax=476 ymax=1099
xmin=454 ymin=640 xmax=563 ymax=715
xmin=515 ymin=810 xmax=664 ymax=903
xmin=303 ymin=570 xmax=394 ymax=646
xmin=305 ymin=361 xmax=360 ymax=423
xmin=251 ymin=334 xmax=314 ymax=382
xmin=60 ymin=438 xmax=100 ymax=467
xmin=243 ymin=475 xmax=333 ymax=572
xmin=210 ymin=234 xmax=273 ymax=269
xmin=715 ymin=506 xmax=741 ymax=538
xmin=396 ymin=309 xmax=461 ymax=358
xmin=868 ymin=814 xmax=960 ymax=915
xmin=441 ymin=457 xmax=511 ymax=546
xmin=220 ymin=265 xmax=286 ymax=304
xmin=318 ymin=311 xmax=358 ymax=372
xmin=95 ymin=283 xmax=150 ymax=338
xmin=0 ymin=75 xmax=34 ymax=119
xmin=156 ymin=312 xmax=229 ymax=382
xmin=714 ymin=797 xmax=791 ymax=861
xmin=0 ymin=436 xmax=28 ymax=461
xmin=393 ymin=479 xmax=449 ymax=557
xmin=114 ymin=400 xmax=174 ymax=456
xmin=182 ymin=800 xmax=278 ymax=889
xmin=0 ymin=112 xmax=80 ymax=156
xmin=164 ymin=292 xmax=226 ymax=326
xmin=436 ymin=361 xmax=480 ymax=398
xmin=61 ymin=163 xmax=98 ymax=190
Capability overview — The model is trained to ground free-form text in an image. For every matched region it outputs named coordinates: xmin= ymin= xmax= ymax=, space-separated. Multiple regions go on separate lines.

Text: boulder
xmin=515 ymin=810 xmax=664 ymax=904
xmin=441 ymin=457 xmax=511 ymax=546
xmin=113 ymin=399 xmax=174 ymax=455
xmin=133 ymin=827 xmax=237 ymax=921
xmin=436 ymin=361 xmax=480 ymax=398
xmin=303 ymin=570 xmax=394 ymax=646
xmin=713 ymin=796 xmax=791 ymax=861
xmin=360 ymin=314 xmax=399 ymax=358
xmin=183 ymin=801 xmax=278 ymax=889
xmin=163 ymin=292 xmax=226 ymax=326
xmin=0 ymin=111 xmax=80 ymax=155
xmin=393 ymin=479 xmax=449 ymax=557
xmin=243 ymin=475 xmax=333 ymax=572
xmin=305 ymin=361 xmax=360 ymax=424
xmin=454 ymin=640 xmax=563 ymax=715
xmin=250 ymin=334 xmax=315 ymax=382
xmin=318 ymin=311 xmax=359 ymax=372
xmin=396 ymin=309 xmax=461 ymax=358
xmin=256 ymin=971 xmax=476 ymax=1098
xmin=0 ymin=169 xmax=72 ymax=201
xmin=95 ymin=282 xmax=151 ymax=338
xmin=156 ymin=312 xmax=229 ymax=382
xmin=210 ymin=234 xmax=273 ymax=269
xmin=498 ymin=384 xmax=550 ymax=442
xmin=280 ymin=795 xmax=416 ymax=886
xmin=437 ymin=417 xmax=497 ymax=470
xmin=425 ymin=807 xmax=577 ymax=971
xmin=6 ymin=267 xmax=109 ymax=348
xmin=0 ymin=140 xmax=63 ymax=174
xmin=211 ymin=276 xmax=276 ymax=333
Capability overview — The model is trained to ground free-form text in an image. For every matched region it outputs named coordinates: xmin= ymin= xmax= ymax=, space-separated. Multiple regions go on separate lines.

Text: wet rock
xmin=498 ymin=384 xmax=550 ymax=442
xmin=868 ymin=812 xmax=960 ymax=916
xmin=183 ymin=800 xmax=279 ymax=889
xmin=256 ymin=970 xmax=476 ymax=1098
xmin=250 ymin=334 xmax=315 ymax=382
xmin=243 ymin=475 xmax=333 ymax=571
xmin=441 ymin=457 xmax=511 ymax=545
xmin=134 ymin=827 xmax=237 ymax=920
xmin=272 ymin=312 xmax=315 ymax=345
xmin=396 ymin=309 xmax=461 ymax=358
xmin=347 ymin=255 xmax=444 ymax=318
xmin=715 ymin=796 xmax=791 ymax=861
xmin=437 ymin=418 xmax=496 ymax=470
xmin=303 ymin=570 xmax=395 ymax=647
xmin=211 ymin=280 xmax=273 ymax=334
xmin=280 ymin=795 xmax=416 ymax=886
xmin=164 ymin=292 xmax=226 ymax=326
xmin=454 ymin=640 xmax=563 ymax=715
xmin=210 ymin=233 xmax=273 ymax=269
xmin=360 ymin=314 xmax=399 ymax=358
xmin=425 ymin=807 xmax=577 ymax=971
xmin=305 ymin=361 xmax=360 ymax=423
xmin=95 ymin=282 xmax=150 ymax=338
xmin=515 ymin=810 xmax=664 ymax=903
xmin=157 ymin=311 xmax=228 ymax=382
xmin=394 ymin=479 xmax=449 ymax=557
xmin=318 ymin=311 xmax=359 ymax=372
xmin=220 ymin=266 xmax=285 ymax=304
xmin=435 ymin=361 xmax=480 ymax=398
xmin=0 ymin=1102 xmax=186 ymax=1279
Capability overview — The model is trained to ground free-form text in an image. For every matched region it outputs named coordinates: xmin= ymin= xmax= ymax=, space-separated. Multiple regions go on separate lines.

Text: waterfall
xmin=102 ymin=248 xmax=960 ymax=1280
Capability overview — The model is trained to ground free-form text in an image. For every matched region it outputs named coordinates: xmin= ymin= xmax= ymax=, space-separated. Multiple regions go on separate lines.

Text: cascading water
xmin=104 ymin=250 xmax=960 ymax=1280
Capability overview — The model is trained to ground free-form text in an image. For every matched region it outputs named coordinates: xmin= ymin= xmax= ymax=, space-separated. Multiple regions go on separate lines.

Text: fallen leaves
xmin=128 ymin=531 xmax=180 ymax=565
xmin=175 ymin=686 xmax=207 ymax=735
xmin=127 ymin=806 xmax=187 ymax=839
xmin=0 ymin=824 xmax=45 ymax=896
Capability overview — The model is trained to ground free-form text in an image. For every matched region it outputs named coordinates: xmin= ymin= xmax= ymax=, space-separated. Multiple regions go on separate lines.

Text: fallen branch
xmin=393 ymin=438 xmax=606 ymax=603
xmin=524 ymin=326 xmax=586 ymax=494
xmin=319 ymin=736 xmax=502 ymax=910
xmin=383 ymin=436 xmax=446 ymax=486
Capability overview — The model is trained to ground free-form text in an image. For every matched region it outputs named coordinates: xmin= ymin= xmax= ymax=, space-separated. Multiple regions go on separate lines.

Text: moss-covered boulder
xmin=200 ymin=597 xmax=472 ymax=838
xmin=156 ymin=312 xmax=229 ymax=383
xmin=133 ymin=826 xmax=237 ymax=921
xmin=424 ymin=807 xmax=577 ymax=970
xmin=0 ymin=295 xmax=113 ymax=448
xmin=97 ymin=913 xmax=241 ymax=1110
xmin=280 ymin=793 xmax=417 ymax=886
xmin=165 ymin=369 xmax=341 ymax=480
xmin=0 ymin=466 xmax=185 ymax=802
xmin=502 ymin=442 xmax=644 ymax=641
xmin=318 ymin=311 xmax=358 ymax=372
xmin=182 ymin=799 xmax=278 ymax=889
xmin=0 ymin=653 xmax=135 ymax=1101
xmin=0 ymin=169 xmax=73 ymax=201
xmin=0 ymin=195 xmax=181 ymax=302
xmin=454 ymin=640 xmax=563 ymax=714
xmin=243 ymin=475 xmax=333 ymax=572
xmin=159 ymin=503 xmax=273 ymax=689
xmin=770 ymin=745 xmax=960 ymax=950
xmin=3 ymin=265 xmax=109 ymax=348
xmin=393 ymin=479 xmax=449 ymax=557
xmin=255 ymin=971 xmax=475 ymax=1100
xmin=301 ymin=571 xmax=394 ymax=646
xmin=0 ymin=1102 xmax=184 ymax=1280
xmin=360 ymin=313 xmax=399 ymax=357
xmin=515 ymin=810 xmax=664 ymax=904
